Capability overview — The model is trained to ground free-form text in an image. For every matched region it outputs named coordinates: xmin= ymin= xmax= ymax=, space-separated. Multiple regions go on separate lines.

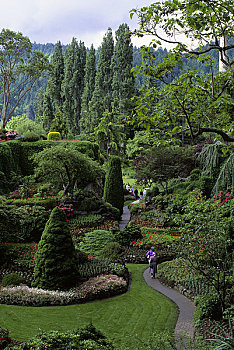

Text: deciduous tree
xmin=0 ymin=29 xmax=49 ymax=129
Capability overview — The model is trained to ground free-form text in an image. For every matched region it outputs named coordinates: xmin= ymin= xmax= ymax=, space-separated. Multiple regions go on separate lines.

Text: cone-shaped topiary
xmin=103 ymin=155 xmax=124 ymax=215
xmin=32 ymin=206 xmax=79 ymax=290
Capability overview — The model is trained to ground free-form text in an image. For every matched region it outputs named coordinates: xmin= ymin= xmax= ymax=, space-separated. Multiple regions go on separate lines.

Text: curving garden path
xmin=119 ymin=204 xmax=195 ymax=347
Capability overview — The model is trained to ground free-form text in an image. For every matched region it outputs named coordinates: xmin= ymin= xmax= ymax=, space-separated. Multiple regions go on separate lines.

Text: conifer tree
xmin=62 ymin=38 xmax=86 ymax=136
xmin=80 ymin=44 xmax=96 ymax=134
xmin=42 ymin=93 xmax=54 ymax=132
xmin=89 ymin=28 xmax=114 ymax=132
xmin=112 ymin=24 xmax=135 ymax=116
xmin=32 ymin=206 xmax=79 ymax=290
xmin=34 ymin=88 xmax=45 ymax=124
xmin=103 ymin=155 xmax=124 ymax=215
xmin=46 ymin=41 xmax=64 ymax=109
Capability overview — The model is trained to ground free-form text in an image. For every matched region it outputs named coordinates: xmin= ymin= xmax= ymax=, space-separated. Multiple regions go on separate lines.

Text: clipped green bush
xmin=20 ymin=131 xmax=40 ymax=142
xmin=47 ymin=131 xmax=61 ymax=140
xmin=32 ymin=206 xmax=79 ymax=290
xmin=103 ymin=156 xmax=124 ymax=215
xmin=2 ymin=273 xmax=25 ymax=287
xmin=79 ymin=230 xmax=115 ymax=257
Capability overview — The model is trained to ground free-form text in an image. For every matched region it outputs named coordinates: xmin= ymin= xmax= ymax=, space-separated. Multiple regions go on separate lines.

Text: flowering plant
xmin=0 ymin=327 xmax=11 ymax=349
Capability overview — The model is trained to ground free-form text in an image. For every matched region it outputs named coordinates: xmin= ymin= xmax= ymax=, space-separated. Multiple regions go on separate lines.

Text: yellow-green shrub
xmin=47 ymin=132 xmax=61 ymax=141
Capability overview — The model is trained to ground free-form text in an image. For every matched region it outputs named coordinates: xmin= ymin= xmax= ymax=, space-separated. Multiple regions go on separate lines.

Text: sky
xmin=0 ymin=0 xmax=157 ymax=48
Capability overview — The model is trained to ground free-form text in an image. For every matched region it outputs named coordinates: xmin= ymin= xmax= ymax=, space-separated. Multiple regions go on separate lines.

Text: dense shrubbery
xmin=79 ymin=230 xmax=115 ymax=257
xmin=6 ymin=324 xmax=115 ymax=349
xmin=1 ymin=273 xmax=25 ymax=287
xmin=0 ymin=204 xmax=49 ymax=242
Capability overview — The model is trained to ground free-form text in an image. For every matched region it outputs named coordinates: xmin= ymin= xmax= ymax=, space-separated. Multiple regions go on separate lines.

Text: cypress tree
xmin=32 ymin=206 xmax=79 ymax=290
xmin=80 ymin=44 xmax=96 ymax=135
xmin=103 ymin=155 xmax=124 ymax=215
xmin=62 ymin=38 xmax=86 ymax=136
xmin=89 ymin=28 xmax=114 ymax=132
xmin=42 ymin=93 xmax=54 ymax=132
xmin=112 ymin=23 xmax=135 ymax=115
xmin=46 ymin=41 xmax=64 ymax=109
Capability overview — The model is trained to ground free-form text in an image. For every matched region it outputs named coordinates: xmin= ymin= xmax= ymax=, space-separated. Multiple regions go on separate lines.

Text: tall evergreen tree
xmin=42 ymin=93 xmax=54 ymax=132
xmin=80 ymin=44 xmax=96 ymax=134
xmin=89 ymin=28 xmax=114 ymax=132
xmin=34 ymin=88 xmax=45 ymax=124
xmin=46 ymin=41 xmax=64 ymax=109
xmin=103 ymin=155 xmax=124 ymax=216
xmin=112 ymin=23 xmax=136 ymax=116
xmin=72 ymin=41 xmax=86 ymax=134
xmin=62 ymin=38 xmax=86 ymax=136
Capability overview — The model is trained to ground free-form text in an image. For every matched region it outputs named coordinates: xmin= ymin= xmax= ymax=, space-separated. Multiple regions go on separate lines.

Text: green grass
xmin=0 ymin=264 xmax=178 ymax=349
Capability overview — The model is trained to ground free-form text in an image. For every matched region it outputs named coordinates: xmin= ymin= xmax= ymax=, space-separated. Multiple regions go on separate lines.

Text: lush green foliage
xmin=79 ymin=230 xmax=115 ymax=257
xmin=33 ymin=207 xmax=79 ymax=290
xmin=103 ymin=156 xmax=124 ymax=215
xmin=0 ymin=29 xmax=49 ymax=129
xmin=1 ymin=273 xmax=25 ymax=287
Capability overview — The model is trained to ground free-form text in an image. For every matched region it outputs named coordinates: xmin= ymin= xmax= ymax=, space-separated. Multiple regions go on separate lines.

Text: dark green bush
xmin=146 ymin=185 xmax=160 ymax=197
xmin=20 ymin=131 xmax=40 ymax=142
xmin=79 ymin=230 xmax=115 ymax=257
xmin=100 ymin=242 xmax=124 ymax=259
xmin=2 ymin=273 xmax=25 ymax=287
xmin=15 ymin=324 xmax=115 ymax=350
xmin=32 ymin=207 xmax=79 ymax=290
xmin=115 ymin=224 xmax=142 ymax=247
xmin=193 ymin=293 xmax=223 ymax=326
xmin=0 ymin=205 xmax=49 ymax=243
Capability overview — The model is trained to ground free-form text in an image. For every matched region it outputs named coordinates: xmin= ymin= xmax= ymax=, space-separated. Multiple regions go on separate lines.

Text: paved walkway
xmin=143 ymin=268 xmax=195 ymax=347
xmin=119 ymin=203 xmax=196 ymax=347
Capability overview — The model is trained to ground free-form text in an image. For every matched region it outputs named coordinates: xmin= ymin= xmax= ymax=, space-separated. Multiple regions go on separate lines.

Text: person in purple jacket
xmin=146 ymin=246 xmax=155 ymax=265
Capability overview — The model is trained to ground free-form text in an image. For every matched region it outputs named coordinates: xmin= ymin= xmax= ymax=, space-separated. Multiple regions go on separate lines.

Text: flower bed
xmin=130 ymin=227 xmax=180 ymax=248
xmin=158 ymin=258 xmax=213 ymax=297
xmin=71 ymin=219 xmax=116 ymax=237
xmin=0 ymin=274 xmax=127 ymax=306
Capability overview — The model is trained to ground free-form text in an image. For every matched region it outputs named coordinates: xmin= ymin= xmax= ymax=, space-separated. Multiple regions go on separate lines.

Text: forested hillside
xmin=7 ymin=32 xmax=233 ymax=124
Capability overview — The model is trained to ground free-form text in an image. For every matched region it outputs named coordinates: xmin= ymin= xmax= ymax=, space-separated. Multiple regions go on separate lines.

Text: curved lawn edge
xmin=0 ymin=264 xmax=178 ymax=349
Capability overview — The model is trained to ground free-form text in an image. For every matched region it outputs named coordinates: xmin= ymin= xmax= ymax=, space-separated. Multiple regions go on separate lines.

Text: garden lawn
xmin=0 ymin=264 xmax=178 ymax=349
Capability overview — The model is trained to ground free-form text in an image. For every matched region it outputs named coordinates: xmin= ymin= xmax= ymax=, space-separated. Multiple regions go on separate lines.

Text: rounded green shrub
xmin=32 ymin=206 xmax=79 ymax=290
xmin=100 ymin=242 xmax=123 ymax=259
xmin=115 ymin=224 xmax=142 ymax=246
xmin=2 ymin=273 xmax=25 ymax=287
xmin=20 ymin=131 xmax=40 ymax=142
xmin=79 ymin=230 xmax=115 ymax=257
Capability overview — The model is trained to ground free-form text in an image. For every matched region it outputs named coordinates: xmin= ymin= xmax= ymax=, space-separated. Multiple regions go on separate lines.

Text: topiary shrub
xmin=79 ymin=230 xmax=115 ymax=257
xmin=32 ymin=206 xmax=79 ymax=290
xmin=47 ymin=131 xmax=61 ymax=140
xmin=103 ymin=156 xmax=124 ymax=215
xmin=2 ymin=273 xmax=25 ymax=287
